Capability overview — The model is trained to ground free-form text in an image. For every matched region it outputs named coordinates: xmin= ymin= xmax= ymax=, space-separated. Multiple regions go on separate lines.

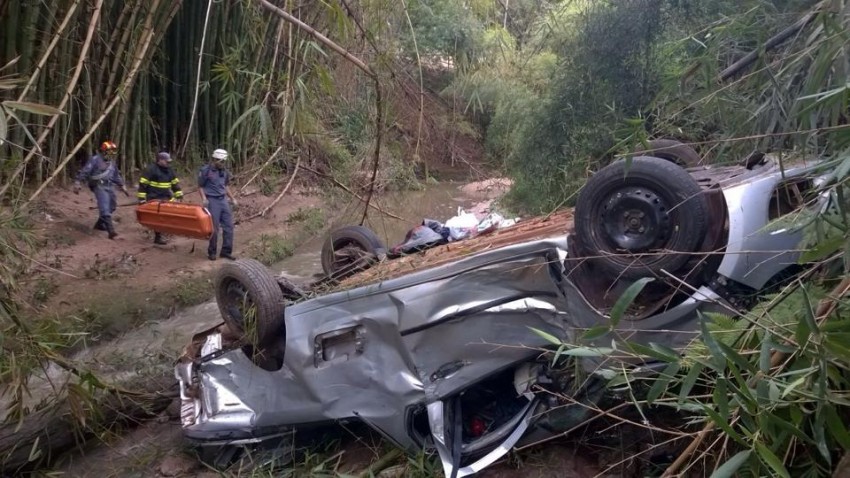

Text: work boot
xmin=154 ymin=233 xmax=167 ymax=245
xmin=106 ymin=222 xmax=118 ymax=240
xmin=208 ymin=254 xmax=217 ymax=261
xmin=93 ymin=219 xmax=106 ymax=231
xmin=219 ymin=253 xmax=236 ymax=261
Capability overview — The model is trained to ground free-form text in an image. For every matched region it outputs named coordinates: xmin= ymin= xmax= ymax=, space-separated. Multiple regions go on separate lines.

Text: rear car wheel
xmin=215 ymin=258 xmax=285 ymax=346
xmin=574 ymin=156 xmax=709 ymax=279
xmin=321 ymin=225 xmax=386 ymax=278
xmin=639 ymin=139 xmax=701 ymax=167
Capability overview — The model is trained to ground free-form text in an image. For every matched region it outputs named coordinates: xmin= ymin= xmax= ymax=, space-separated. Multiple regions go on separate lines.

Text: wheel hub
xmin=600 ymin=186 xmax=671 ymax=252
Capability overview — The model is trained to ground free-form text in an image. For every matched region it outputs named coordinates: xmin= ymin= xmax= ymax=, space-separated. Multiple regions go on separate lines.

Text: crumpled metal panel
xmin=186 ymin=238 xmax=575 ymax=451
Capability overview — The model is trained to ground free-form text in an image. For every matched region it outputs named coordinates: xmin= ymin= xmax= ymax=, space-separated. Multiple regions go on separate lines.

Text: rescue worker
xmin=73 ymin=140 xmax=129 ymax=239
xmin=138 ymin=151 xmax=183 ymax=245
xmin=198 ymin=148 xmax=238 ymax=261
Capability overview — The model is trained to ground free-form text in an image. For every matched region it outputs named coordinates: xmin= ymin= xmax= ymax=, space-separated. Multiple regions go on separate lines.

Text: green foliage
xmin=172 ymin=276 xmax=213 ymax=307
xmin=286 ymin=207 xmax=326 ymax=235
xmin=248 ymin=233 xmax=295 ymax=266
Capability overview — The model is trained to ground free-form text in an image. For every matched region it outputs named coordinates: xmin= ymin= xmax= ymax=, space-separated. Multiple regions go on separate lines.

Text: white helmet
xmin=212 ymin=148 xmax=228 ymax=161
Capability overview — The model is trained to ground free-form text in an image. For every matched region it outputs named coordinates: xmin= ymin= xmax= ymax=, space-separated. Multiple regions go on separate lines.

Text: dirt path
xmin=22 ymin=185 xmax=326 ymax=335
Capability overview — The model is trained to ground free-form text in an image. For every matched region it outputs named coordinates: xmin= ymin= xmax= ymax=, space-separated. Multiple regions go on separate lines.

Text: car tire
xmin=215 ymin=258 xmax=286 ymax=346
xmin=639 ymin=139 xmax=702 ymax=167
xmin=575 ymin=156 xmax=709 ymax=279
xmin=321 ymin=225 xmax=386 ymax=277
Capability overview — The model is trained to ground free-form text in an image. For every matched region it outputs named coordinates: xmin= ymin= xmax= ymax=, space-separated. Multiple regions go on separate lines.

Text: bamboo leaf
xmin=529 ymin=327 xmax=561 ymax=346
xmin=227 ymin=104 xmax=262 ymax=139
xmin=625 ymin=341 xmax=679 ymax=362
xmin=699 ymin=312 xmax=727 ymax=372
xmin=1 ymin=100 xmax=63 ymax=116
xmin=678 ymin=363 xmax=703 ymax=404
xmin=581 ymin=325 xmax=611 ymax=341
xmin=755 ymin=443 xmax=790 ymax=478
xmin=710 ymin=450 xmax=751 ymax=478
xmin=561 ymin=346 xmax=614 ymax=357
xmin=824 ymin=404 xmax=850 ymax=450
xmin=608 ymin=278 xmax=653 ymax=327
xmin=647 ymin=361 xmax=680 ymax=404
xmin=799 ymin=235 xmax=844 ymax=264
xmin=3 ymin=108 xmax=39 ymax=150
xmin=703 ymin=405 xmax=747 ymax=445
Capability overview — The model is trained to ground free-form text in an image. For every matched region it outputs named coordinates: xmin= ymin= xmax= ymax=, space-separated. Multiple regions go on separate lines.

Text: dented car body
xmin=176 ymin=154 xmax=828 ymax=476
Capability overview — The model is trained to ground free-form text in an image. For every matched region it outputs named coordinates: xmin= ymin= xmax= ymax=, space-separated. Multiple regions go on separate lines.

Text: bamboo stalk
xmin=27 ymin=0 xmax=164 ymax=203
xmin=0 ymin=0 xmax=104 ymax=200
xmin=103 ymin=0 xmax=142 ymax=106
xmin=17 ymin=0 xmax=80 ymax=100
xmin=179 ymin=0 xmax=214 ymax=159
xmin=255 ymin=0 xmax=384 ymax=225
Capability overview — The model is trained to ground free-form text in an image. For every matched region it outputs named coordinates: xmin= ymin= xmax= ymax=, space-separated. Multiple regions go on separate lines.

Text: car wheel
xmin=321 ymin=225 xmax=386 ymax=278
xmin=215 ymin=258 xmax=286 ymax=346
xmin=639 ymin=139 xmax=702 ymax=167
xmin=574 ymin=156 xmax=709 ymax=280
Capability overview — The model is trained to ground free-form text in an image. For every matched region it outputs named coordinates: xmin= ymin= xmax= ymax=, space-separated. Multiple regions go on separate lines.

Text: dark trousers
xmin=92 ymin=186 xmax=117 ymax=233
xmin=207 ymin=197 xmax=234 ymax=256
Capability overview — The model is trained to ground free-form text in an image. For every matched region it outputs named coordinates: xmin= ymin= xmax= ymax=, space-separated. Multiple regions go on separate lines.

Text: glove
xmin=231 ymin=198 xmax=239 ymax=207
xmin=73 ymin=182 xmax=81 ymax=195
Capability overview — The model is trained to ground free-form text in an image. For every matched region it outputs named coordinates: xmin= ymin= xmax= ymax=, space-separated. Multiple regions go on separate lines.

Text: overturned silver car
xmin=175 ymin=148 xmax=828 ymax=476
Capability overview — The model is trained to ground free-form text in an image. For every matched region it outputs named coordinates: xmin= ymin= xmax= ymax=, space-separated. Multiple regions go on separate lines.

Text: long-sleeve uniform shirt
xmin=75 ymin=153 xmax=125 ymax=189
xmin=138 ymin=163 xmax=182 ymax=201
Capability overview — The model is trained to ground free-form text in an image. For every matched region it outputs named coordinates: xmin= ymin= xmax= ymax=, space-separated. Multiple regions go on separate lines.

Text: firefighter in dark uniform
xmin=198 ymin=148 xmax=238 ymax=261
xmin=138 ymin=151 xmax=183 ymax=245
xmin=73 ymin=140 xmax=129 ymax=239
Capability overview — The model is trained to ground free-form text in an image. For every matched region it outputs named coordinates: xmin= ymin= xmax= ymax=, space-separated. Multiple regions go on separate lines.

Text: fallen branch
xmin=300 ymin=165 xmax=406 ymax=222
xmin=245 ymin=156 xmax=301 ymax=220
xmin=240 ymin=145 xmax=284 ymax=193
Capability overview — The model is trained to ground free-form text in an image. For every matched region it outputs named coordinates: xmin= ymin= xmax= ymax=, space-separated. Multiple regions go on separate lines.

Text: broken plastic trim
xmin=426 ymin=397 xmax=537 ymax=478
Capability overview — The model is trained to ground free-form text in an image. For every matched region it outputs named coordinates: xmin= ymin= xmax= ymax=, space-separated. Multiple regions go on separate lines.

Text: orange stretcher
xmin=135 ymin=201 xmax=214 ymax=240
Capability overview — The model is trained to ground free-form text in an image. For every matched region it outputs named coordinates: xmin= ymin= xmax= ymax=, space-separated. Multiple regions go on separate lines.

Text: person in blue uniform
xmin=73 ymin=140 xmax=129 ymax=239
xmin=198 ymin=149 xmax=239 ymax=261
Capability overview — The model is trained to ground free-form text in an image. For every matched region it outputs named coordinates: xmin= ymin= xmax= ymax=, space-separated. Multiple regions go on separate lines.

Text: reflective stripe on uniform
xmin=137 ymin=192 xmax=147 ymax=198
xmin=171 ymin=178 xmax=180 ymax=184
xmin=140 ymin=177 xmax=173 ymax=189
xmin=174 ymin=190 xmax=184 ymax=197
